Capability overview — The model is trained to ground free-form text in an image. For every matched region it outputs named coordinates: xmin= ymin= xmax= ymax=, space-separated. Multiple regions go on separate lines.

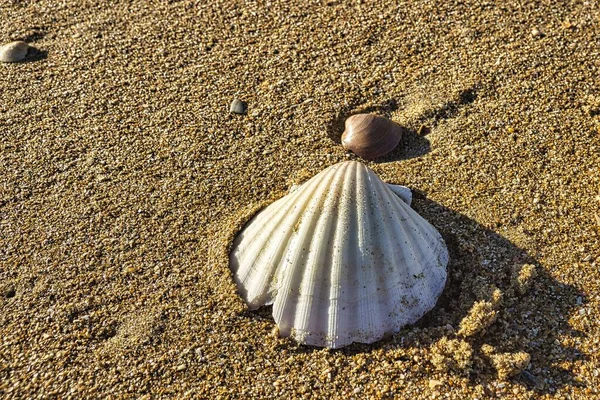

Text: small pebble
xmin=0 ymin=41 xmax=30 ymax=63
xmin=531 ymin=27 xmax=543 ymax=37
xmin=230 ymin=98 xmax=247 ymax=114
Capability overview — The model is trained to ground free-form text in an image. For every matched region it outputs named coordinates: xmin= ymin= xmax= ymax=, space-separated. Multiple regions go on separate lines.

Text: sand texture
xmin=1 ymin=0 xmax=599 ymax=398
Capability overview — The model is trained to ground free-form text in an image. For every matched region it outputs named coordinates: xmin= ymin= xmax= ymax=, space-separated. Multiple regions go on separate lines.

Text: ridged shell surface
xmin=341 ymin=114 xmax=402 ymax=159
xmin=229 ymin=161 xmax=448 ymax=348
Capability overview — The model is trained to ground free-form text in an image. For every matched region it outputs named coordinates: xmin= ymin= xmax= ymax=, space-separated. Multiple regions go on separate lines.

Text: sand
xmin=1 ymin=0 xmax=599 ymax=398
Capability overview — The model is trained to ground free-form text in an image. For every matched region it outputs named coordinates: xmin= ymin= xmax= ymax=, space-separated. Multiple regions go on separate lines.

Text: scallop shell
xmin=341 ymin=114 xmax=402 ymax=159
xmin=0 ymin=41 xmax=29 ymax=63
xmin=229 ymin=161 xmax=448 ymax=348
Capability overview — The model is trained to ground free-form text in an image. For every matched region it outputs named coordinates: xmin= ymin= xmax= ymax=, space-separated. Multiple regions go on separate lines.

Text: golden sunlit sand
xmin=1 ymin=1 xmax=599 ymax=398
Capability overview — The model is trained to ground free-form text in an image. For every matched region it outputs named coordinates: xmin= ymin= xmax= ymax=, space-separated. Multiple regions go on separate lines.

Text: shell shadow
xmin=410 ymin=193 xmax=585 ymax=394
xmin=371 ymin=126 xmax=431 ymax=162
xmin=414 ymin=87 xmax=478 ymax=127
xmin=373 ymin=87 xmax=479 ymax=162
xmin=23 ymin=47 xmax=48 ymax=63
xmin=255 ymin=191 xmax=584 ymax=394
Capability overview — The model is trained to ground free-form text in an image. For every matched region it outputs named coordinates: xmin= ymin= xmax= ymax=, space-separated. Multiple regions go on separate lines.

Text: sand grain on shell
xmin=1 ymin=0 xmax=599 ymax=398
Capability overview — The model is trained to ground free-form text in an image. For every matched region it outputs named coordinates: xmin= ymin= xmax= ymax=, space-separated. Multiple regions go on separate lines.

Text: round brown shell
xmin=341 ymin=114 xmax=402 ymax=159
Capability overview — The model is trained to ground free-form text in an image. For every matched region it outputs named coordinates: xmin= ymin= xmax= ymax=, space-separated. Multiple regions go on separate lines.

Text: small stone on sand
xmin=230 ymin=98 xmax=247 ymax=114
xmin=0 ymin=41 xmax=30 ymax=63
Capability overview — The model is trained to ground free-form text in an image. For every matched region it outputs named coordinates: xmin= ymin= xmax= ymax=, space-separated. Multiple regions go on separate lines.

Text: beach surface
xmin=1 ymin=0 xmax=599 ymax=398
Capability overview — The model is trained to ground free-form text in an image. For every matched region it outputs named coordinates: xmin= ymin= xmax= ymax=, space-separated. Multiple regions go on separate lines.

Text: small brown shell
xmin=341 ymin=114 xmax=402 ymax=159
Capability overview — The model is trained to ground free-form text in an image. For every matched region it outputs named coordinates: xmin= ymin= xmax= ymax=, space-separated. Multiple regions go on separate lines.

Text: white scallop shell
xmin=229 ymin=161 xmax=448 ymax=348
